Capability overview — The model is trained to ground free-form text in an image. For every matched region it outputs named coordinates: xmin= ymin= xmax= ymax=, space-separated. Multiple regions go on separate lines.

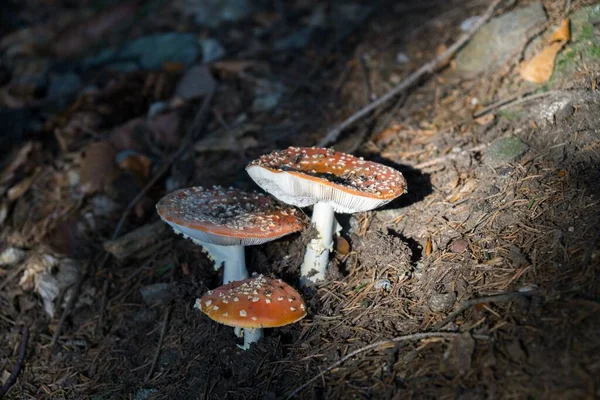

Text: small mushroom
xmin=156 ymin=186 xmax=307 ymax=284
xmin=195 ymin=274 xmax=307 ymax=350
xmin=247 ymin=147 xmax=407 ymax=285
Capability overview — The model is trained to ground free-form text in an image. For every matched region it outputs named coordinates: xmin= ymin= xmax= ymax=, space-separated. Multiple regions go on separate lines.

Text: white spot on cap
xmin=240 ymin=310 xmax=247 ymax=317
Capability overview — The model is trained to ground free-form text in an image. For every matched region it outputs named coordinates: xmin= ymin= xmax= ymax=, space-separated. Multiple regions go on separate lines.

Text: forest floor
xmin=1 ymin=0 xmax=599 ymax=399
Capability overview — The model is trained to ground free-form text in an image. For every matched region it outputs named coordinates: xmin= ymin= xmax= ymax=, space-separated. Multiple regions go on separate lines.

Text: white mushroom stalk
xmin=300 ymin=202 xmax=337 ymax=284
xmin=198 ymin=243 xmax=248 ymax=284
xmin=247 ymin=147 xmax=408 ymax=285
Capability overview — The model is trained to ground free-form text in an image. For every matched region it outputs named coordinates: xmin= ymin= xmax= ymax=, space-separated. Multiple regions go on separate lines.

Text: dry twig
xmin=285 ymin=331 xmax=460 ymax=399
xmin=317 ymin=0 xmax=504 ymax=147
xmin=0 ymin=326 xmax=29 ymax=399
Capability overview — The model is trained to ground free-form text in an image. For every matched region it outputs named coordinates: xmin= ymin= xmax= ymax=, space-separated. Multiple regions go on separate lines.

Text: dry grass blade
xmin=285 ymin=331 xmax=461 ymax=399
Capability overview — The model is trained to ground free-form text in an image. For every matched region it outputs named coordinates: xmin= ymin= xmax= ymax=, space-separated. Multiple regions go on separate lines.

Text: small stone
xmin=484 ymin=136 xmax=529 ymax=167
xmin=450 ymin=239 xmax=469 ymax=254
xmin=460 ymin=16 xmax=481 ymax=32
xmin=134 ymin=388 xmax=159 ymax=400
xmin=374 ymin=279 xmax=391 ymax=291
xmin=0 ymin=247 xmax=26 ymax=266
xmin=199 ymin=38 xmax=225 ymax=63
xmin=428 ymin=292 xmax=456 ymax=313
xmin=396 ymin=52 xmax=410 ymax=64
xmin=456 ymin=4 xmax=547 ymax=73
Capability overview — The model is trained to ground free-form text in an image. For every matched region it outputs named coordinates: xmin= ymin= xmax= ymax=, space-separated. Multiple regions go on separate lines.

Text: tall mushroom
xmin=156 ymin=186 xmax=307 ymax=284
xmin=195 ymin=274 xmax=307 ymax=350
xmin=246 ymin=147 xmax=407 ymax=285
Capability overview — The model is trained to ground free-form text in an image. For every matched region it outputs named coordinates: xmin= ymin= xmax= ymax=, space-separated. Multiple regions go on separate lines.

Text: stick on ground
xmin=317 ymin=0 xmax=503 ymax=147
xmin=285 ymin=331 xmax=460 ymax=399
xmin=0 ymin=326 xmax=29 ymax=399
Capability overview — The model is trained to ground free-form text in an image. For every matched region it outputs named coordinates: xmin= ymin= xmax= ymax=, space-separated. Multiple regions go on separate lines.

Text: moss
xmin=589 ymin=44 xmax=600 ymax=58
xmin=498 ymin=109 xmax=522 ymax=121
xmin=579 ymin=23 xmax=594 ymax=41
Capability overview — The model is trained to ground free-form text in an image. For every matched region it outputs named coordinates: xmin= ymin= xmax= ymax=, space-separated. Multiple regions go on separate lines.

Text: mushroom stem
xmin=200 ymin=243 xmax=249 ymax=284
xmin=301 ymin=202 xmax=336 ymax=285
xmin=238 ymin=327 xmax=264 ymax=350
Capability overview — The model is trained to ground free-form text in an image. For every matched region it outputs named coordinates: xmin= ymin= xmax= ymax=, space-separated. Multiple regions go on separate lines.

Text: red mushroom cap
xmin=156 ymin=186 xmax=308 ymax=246
xmin=196 ymin=275 xmax=307 ymax=328
xmin=246 ymin=147 xmax=407 ymax=213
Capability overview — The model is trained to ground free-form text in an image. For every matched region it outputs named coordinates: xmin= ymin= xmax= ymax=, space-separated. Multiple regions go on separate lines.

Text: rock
xmin=456 ymin=4 xmax=547 ymax=74
xmin=484 ymin=136 xmax=529 ymax=167
xmin=179 ymin=0 xmax=253 ymax=28
xmin=48 ymin=72 xmax=81 ymax=99
xmin=551 ymin=5 xmax=600 ymax=85
xmin=428 ymin=292 xmax=456 ymax=313
xmin=0 ymin=247 xmax=26 ymax=266
xmin=199 ymin=38 xmax=225 ymax=63
xmin=85 ymin=33 xmax=199 ymax=71
xmin=449 ymin=239 xmax=469 ymax=254
xmin=140 ymin=283 xmax=173 ymax=305
xmin=460 ymin=16 xmax=481 ymax=32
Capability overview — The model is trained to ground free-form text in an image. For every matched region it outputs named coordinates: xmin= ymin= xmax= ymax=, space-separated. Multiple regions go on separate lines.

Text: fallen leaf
xmin=551 ymin=18 xmax=570 ymax=42
xmin=116 ymin=150 xmax=151 ymax=185
xmin=520 ymin=42 xmax=565 ymax=83
xmin=474 ymin=113 xmax=495 ymax=125
xmin=334 ymin=236 xmax=351 ymax=255
xmin=7 ymin=174 xmax=36 ymax=201
xmin=521 ymin=19 xmax=570 ymax=83
xmin=79 ymin=142 xmax=119 ymax=194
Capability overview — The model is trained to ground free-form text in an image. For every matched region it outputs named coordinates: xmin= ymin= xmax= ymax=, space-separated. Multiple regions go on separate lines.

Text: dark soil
xmin=1 ymin=0 xmax=599 ymax=399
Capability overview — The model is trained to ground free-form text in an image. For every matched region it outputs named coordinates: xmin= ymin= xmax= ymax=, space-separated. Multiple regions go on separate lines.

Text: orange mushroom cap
xmin=196 ymin=275 xmax=307 ymax=329
xmin=246 ymin=147 xmax=407 ymax=213
xmin=156 ymin=186 xmax=308 ymax=246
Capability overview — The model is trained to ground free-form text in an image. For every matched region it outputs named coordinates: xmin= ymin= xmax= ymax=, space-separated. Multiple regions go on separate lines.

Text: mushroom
xmin=156 ymin=186 xmax=307 ymax=284
xmin=195 ymin=274 xmax=307 ymax=350
xmin=246 ymin=147 xmax=407 ymax=284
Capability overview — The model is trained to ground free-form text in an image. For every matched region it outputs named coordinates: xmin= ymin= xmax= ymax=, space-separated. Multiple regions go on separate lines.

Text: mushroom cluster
xmin=156 ymin=147 xmax=407 ymax=349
